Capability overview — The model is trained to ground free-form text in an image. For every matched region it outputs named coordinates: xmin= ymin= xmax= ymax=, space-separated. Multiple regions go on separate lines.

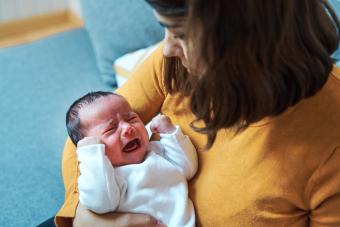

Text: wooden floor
xmin=0 ymin=10 xmax=83 ymax=48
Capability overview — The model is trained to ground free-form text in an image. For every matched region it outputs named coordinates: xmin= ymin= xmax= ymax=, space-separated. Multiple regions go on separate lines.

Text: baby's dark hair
xmin=66 ymin=91 xmax=119 ymax=145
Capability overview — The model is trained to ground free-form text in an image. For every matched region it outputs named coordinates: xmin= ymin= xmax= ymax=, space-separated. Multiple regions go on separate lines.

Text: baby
xmin=66 ymin=91 xmax=197 ymax=227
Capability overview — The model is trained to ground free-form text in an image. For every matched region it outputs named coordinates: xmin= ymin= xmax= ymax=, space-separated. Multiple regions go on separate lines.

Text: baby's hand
xmin=150 ymin=115 xmax=176 ymax=134
xmin=77 ymin=136 xmax=102 ymax=147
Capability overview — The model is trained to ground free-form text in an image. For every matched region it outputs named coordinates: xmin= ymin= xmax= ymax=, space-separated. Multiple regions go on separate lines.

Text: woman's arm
xmin=73 ymin=203 xmax=164 ymax=227
xmin=56 ymin=43 xmax=166 ymax=227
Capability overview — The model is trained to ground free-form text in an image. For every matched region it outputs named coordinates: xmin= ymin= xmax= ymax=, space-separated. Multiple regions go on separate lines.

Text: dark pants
xmin=37 ymin=217 xmax=56 ymax=227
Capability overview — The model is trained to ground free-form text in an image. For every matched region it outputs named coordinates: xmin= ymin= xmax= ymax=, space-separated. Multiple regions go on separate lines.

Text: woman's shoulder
xmin=298 ymin=65 xmax=340 ymax=118
xmin=316 ymin=65 xmax=340 ymax=110
xmin=276 ymin=66 xmax=340 ymax=153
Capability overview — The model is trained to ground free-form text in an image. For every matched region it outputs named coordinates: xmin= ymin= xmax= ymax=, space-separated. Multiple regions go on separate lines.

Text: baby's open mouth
xmin=123 ymin=139 xmax=140 ymax=152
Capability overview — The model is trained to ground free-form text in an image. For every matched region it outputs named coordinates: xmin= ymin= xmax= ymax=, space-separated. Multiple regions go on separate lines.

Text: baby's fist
xmin=150 ymin=115 xmax=176 ymax=134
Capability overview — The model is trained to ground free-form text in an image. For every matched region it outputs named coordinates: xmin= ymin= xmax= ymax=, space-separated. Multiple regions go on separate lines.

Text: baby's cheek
xmin=105 ymin=145 xmax=120 ymax=166
xmin=104 ymin=133 xmax=119 ymax=144
xmin=102 ymin=136 xmax=119 ymax=154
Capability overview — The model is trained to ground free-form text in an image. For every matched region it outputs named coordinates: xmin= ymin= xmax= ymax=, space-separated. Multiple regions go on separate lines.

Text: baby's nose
xmin=121 ymin=123 xmax=134 ymax=137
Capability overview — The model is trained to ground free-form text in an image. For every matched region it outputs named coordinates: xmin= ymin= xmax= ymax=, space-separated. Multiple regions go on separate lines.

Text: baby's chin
xmin=129 ymin=145 xmax=149 ymax=164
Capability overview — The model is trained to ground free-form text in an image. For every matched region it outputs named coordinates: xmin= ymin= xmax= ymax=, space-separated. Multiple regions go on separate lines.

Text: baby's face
xmin=79 ymin=95 xmax=149 ymax=166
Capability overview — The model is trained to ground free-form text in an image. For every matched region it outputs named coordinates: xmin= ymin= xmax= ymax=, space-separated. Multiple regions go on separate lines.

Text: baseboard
xmin=0 ymin=10 xmax=83 ymax=48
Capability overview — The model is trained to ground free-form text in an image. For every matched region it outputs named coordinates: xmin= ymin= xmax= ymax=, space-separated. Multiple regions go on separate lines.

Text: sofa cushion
xmin=328 ymin=0 xmax=340 ymax=65
xmin=113 ymin=43 xmax=159 ymax=87
xmin=81 ymin=0 xmax=164 ymax=85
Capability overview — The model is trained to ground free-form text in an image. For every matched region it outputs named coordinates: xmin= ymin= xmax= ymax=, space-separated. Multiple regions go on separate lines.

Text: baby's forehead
xmin=80 ymin=96 xmax=135 ymax=133
xmin=95 ymin=96 xmax=133 ymax=116
xmin=104 ymin=94 xmax=127 ymax=103
xmin=96 ymin=94 xmax=130 ymax=108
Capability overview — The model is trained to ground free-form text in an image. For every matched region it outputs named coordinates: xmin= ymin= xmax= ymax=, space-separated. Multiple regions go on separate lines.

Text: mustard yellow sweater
xmin=56 ymin=43 xmax=340 ymax=226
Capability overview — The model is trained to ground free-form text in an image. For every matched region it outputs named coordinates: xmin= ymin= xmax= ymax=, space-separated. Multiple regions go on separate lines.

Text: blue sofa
xmin=0 ymin=28 xmax=113 ymax=227
xmin=0 ymin=28 xmax=105 ymax=227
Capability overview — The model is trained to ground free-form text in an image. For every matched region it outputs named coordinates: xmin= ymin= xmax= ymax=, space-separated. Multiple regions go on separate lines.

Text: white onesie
xmin=77 ymin=126 xmax=198 ymax=227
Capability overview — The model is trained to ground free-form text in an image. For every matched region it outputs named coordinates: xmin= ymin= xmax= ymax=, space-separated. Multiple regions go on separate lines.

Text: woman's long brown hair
xmin=146 ymin=0 xmax=340 ymax=149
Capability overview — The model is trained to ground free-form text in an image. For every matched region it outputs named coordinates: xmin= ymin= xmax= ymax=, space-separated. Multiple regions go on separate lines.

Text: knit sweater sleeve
xmin=308 ymin=147 xmax=340 ymax=226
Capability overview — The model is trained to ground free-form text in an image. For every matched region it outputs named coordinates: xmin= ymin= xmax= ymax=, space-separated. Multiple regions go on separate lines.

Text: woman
xmin=55 ymin=0 xmax=340 ymax=226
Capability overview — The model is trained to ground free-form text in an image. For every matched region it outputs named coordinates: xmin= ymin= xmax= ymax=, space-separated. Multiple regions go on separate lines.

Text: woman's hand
xmin=73 ymin=203 xmax=166 ymax=227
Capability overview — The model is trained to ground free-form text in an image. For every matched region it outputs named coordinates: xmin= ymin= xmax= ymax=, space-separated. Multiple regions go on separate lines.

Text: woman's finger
xmin=123 ymin=212 xmax=163 ymax=227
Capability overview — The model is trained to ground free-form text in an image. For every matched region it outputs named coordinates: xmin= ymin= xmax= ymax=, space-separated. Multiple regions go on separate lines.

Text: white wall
xmin=0 ymin=0 xmax=82 ymax=23
xmin=69 ymin=0 xmax=82 ymax=17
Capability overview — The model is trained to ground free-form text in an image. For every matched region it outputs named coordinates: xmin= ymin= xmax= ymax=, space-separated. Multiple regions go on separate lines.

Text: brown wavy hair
xmin=146 ymin=0 xmax=340 ymax=149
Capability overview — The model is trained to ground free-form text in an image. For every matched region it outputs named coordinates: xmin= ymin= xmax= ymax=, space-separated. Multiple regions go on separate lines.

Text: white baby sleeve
xmin=159 ymin=126 xmax=198 ymax=180
xmin=77 ymin=144 xmax=122 ymax=214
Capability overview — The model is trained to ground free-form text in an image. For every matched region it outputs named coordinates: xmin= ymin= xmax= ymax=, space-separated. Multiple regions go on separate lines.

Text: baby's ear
xmin=77 ymin=136 xmax=101 ymax=147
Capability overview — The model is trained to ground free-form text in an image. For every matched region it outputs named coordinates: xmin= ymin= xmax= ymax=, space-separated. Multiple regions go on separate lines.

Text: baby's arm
xmin=77 ymin=137 xmax=122 ymax=214
xmin=150 ymin=115 xmax=198 ymax=179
